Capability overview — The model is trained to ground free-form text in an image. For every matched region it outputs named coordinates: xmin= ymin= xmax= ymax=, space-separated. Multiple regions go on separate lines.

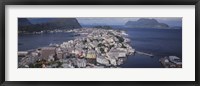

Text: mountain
xmin=125 ymin=18 xmax=169 ymax=29
xmin=18 ymin=18 xmax=82 ymax=33
xmin=18 ymin=18 xmax=32 ymax=27
xmin=28 ymin=18 xmax=82 ymax=29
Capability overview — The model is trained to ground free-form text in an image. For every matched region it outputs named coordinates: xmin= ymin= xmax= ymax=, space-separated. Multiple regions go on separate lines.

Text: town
xmin=18 ymin=28 xmax=135 ymax=68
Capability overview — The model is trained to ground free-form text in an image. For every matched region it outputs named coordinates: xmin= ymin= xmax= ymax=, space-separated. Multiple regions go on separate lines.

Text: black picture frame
xmin=0 ymin=0 xmax=199 ymax=86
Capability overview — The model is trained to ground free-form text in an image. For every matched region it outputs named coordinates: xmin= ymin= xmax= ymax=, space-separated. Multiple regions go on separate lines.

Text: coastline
xmin=18 ymin=28 xmax=182 ymax=68
xmin=18 ymin=28 xmax=135 ymax=68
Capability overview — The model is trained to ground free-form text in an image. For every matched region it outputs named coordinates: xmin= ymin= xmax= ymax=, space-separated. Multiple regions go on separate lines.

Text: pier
xmin=135 ymin=51 xmax=154 ymax=57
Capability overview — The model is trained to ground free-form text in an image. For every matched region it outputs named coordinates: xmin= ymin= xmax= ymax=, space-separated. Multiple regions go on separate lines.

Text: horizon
xmin=27 ymin=17 xmax=182 ymax=27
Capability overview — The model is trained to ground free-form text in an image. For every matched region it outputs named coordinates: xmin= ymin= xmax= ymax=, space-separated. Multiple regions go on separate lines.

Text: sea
xmin=18 ymin=27 xmax=182 ymax=68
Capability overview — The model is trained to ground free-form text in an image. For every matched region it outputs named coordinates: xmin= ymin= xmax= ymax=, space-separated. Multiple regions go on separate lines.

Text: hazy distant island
xmin=125 ymin=18 xmax=181 ymax=29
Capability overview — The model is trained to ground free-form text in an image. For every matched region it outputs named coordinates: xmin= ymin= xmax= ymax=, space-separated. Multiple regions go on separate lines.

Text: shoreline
xmin=18 ymin=28 xmax=135 ymax=68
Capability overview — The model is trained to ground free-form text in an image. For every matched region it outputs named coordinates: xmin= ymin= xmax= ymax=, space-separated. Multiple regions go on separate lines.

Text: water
xmin=118 ymin=28 xmax=182 ymax=68
xmin=18 ymin=28 xmax=182 ymax=68
xmin=18 ymin=32 xmax=75 ymax=51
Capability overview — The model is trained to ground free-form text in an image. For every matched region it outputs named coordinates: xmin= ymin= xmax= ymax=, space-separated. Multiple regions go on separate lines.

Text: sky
xmin=77 ymin=17 xmax=182 ymax=27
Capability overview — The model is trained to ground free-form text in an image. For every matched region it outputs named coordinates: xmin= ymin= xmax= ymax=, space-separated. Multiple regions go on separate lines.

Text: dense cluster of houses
xmin=18 ymin=28 xmax=135 ymax=68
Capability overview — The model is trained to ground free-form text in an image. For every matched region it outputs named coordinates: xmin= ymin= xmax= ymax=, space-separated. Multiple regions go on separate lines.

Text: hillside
xmin=18 ymin=18 xmax=82 ymax=33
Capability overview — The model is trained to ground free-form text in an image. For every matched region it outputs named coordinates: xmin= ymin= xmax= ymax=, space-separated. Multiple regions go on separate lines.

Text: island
xmin=125 ymin=18 xmax=169 ymax=29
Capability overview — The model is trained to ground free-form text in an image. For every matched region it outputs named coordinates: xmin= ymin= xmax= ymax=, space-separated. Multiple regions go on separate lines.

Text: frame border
xmin=0 ymin=0 xmax=199 ymax=86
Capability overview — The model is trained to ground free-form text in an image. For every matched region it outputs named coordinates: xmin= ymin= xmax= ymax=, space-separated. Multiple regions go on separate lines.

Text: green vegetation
xmin=82 ymin=40 xmax=87 ymax=44
xmin=100 ymin=48 xmax=105 ymax=53
xmin=115 ymin=35 xmax=124 ymax=43
xmin=27 ymin=59 xmax=63 ymax=68
xmin=83 ymin=47 xmax=88 ymax=50
xmin=28 ymin=59 xmax=47 ymax=68
xmin=98 ymin=43 xmax=105 ymax=47
xmin=107 ymin=32 xmax=115 ymax=36
xmin=121 ymin=44 xmax=127 ymax=48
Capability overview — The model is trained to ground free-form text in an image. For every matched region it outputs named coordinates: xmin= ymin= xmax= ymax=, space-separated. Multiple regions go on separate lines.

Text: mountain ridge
xmin=125 ymin=18 xmax=170 ymax=29
xmin=18 ymin=18 xmax=82 ymax=33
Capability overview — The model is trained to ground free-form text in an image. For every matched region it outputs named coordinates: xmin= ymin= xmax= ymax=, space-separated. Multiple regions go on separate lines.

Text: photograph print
xmin=18 ymin=17 xmax=182 ymax=68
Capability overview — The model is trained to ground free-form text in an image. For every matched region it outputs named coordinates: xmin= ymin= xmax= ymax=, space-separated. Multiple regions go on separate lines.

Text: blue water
xmin=18 ymin=32 xmax=75 ymax=51
xmin=119 ymin=28 xmax=182 ymax=68
xmin=18 ymin=28 xmax=182 ymax=68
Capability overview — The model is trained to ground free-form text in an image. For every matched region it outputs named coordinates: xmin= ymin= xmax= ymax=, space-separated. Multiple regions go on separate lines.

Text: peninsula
xmin=18 ymin=28 xmax=135 ymax=68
